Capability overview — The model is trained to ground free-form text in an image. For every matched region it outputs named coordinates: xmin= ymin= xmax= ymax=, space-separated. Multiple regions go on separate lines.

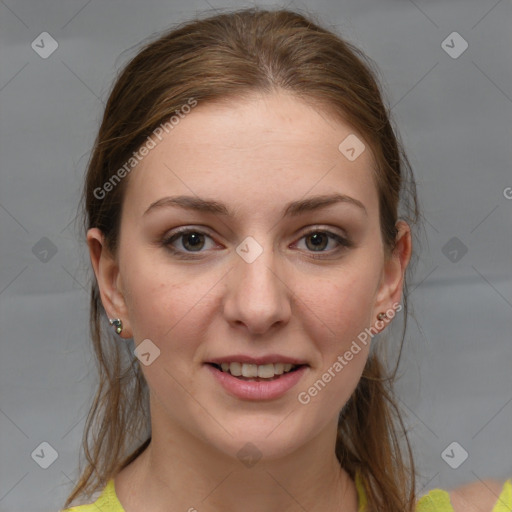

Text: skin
xmin=87 ymin=90 xmax=412 ymax=512
xmin=450 ymin=479 xmax=507 ymax=511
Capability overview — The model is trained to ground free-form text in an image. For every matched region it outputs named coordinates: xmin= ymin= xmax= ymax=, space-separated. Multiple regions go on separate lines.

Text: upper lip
xmin=206 ymin=354 xmax=309 ymax=366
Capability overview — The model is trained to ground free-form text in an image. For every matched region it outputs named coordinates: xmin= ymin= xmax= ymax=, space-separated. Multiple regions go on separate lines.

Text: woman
xmin=62 ymin=8 xmax=511 ymax=512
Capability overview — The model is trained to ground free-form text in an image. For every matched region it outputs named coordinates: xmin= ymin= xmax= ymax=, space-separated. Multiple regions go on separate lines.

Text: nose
xmin=222 ymin=239 xmax=292 ymax=335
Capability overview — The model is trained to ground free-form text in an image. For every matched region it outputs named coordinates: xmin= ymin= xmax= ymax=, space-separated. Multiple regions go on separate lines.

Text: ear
xmin=87 ymin=227 xmax=132 ymax=338
xmin=372 ymin=220 xmax=412 ymax=328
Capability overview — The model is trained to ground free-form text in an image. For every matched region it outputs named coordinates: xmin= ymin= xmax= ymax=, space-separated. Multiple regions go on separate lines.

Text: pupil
xmin=184 ymin=233 xmax=204 ymax=251
xmin=307 ymin=233 xmax=327 ymax=251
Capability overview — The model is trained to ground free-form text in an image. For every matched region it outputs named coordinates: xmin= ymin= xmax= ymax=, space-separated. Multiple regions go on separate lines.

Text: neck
xmin=115 ymin=411 xmax=359 ymax=512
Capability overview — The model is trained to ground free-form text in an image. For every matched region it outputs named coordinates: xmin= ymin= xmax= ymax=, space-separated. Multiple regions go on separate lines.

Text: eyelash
xmin=161 ymin=227 xmax=353 ymax=260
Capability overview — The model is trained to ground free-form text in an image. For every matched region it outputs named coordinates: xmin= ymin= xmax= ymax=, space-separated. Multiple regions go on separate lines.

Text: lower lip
xmin=205 ymin=364 xmax=308 ymax=401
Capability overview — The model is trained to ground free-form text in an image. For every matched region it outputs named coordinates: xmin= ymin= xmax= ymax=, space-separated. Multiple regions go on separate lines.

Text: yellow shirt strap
xmin=416 ymin=489 xmax=453 ymax=511
xmin=61 ymin=479 xmax=124 ymax=512
xmin=492 ymin=479 xmax=512 ymax=512
xmin=354 ymin=470 xmax=367 ymax=511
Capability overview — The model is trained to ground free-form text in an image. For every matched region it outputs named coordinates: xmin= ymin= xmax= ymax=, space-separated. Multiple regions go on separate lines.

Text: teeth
xmin=217 ymin=362 xmax=299 ymax=378
xmin=257 ymin=364 xmax=275 ymax=378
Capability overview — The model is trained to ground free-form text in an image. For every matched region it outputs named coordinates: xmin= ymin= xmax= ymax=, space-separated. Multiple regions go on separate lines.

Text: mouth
xmin=205 ymin=361 xmax=309 ymax=401
xmin=206 ymin=362 xmax=307 ymax=381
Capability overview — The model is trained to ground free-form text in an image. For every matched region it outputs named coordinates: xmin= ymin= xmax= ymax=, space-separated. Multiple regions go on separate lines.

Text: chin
xmin=202 ymin=423 xmax=307 ymax=466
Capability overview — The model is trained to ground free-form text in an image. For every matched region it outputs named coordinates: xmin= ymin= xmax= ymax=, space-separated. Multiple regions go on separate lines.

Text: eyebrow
xmin=143 ymin=193 xmax=367 ymax=218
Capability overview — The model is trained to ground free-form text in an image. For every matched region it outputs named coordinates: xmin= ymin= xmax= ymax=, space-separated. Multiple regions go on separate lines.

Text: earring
xmin=377 ymin=312 xmax=387 ymax=321
xmin=109 ymin=318 xmax=123 ymax=335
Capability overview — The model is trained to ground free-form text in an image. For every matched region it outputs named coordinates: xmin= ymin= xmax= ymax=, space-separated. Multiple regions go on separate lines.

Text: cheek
xmin=125 ymin=275 xmax=196 ymax=343
xmin=119 ymin=245 xmax=170 ymax=337
xmin=294 ymin=262 xmax=378 ymax=405
xmin=295 ymin=274 xmax=374 ymax=413
xmin=121 ymin=250 xmax=220 ymax=351
xmin=300 ymin=263 xmax=379 ymax=349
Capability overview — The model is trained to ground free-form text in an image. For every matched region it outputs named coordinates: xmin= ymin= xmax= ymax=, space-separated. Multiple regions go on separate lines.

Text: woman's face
xmin=92 ymin=91 xmax=407 ymax=461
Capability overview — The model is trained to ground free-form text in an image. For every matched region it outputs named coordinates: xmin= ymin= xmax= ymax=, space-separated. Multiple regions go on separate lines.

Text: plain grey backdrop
xmin=1 ymin=0 xmax=511 ymax=511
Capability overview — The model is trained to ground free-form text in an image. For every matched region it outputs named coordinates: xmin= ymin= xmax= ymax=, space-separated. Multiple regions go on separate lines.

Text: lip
xmin=205 ymin=363 xmax=308 ymax=401
xmin=207 ymin=354 xmax=308 ymax=366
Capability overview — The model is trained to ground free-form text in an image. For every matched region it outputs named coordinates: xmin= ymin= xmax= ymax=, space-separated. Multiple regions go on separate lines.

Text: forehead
xmin=123 ymin=91 xmax=379 ymax=219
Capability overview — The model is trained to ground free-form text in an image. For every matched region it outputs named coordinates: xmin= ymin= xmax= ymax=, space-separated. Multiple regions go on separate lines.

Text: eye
xmin=163 ymin=228 xmax=216 ymax=255
xmin=294 ymin=229 xmax=352 ymax=257
xmin=162 ymin=226 xmax=352 ymax=259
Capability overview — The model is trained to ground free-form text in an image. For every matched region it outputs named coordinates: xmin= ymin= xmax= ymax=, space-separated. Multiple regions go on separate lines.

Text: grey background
xmin=1 ymin=0 xmax=511 ymax=510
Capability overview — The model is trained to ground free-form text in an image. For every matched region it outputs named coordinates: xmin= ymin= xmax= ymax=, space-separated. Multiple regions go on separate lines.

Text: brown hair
xmin=67 ymin=7 xmax=421 ymax=510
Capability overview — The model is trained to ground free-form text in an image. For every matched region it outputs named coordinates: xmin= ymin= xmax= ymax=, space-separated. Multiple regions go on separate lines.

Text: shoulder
xmin=448 ymin=478 xmax=510 ymax=512
xmin=416 ymin=478 xmax=512 ymax=512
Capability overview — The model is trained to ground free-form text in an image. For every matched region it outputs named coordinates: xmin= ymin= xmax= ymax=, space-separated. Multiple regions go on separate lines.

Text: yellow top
xmin=63 ymin=473 xmax=512 ymax=512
